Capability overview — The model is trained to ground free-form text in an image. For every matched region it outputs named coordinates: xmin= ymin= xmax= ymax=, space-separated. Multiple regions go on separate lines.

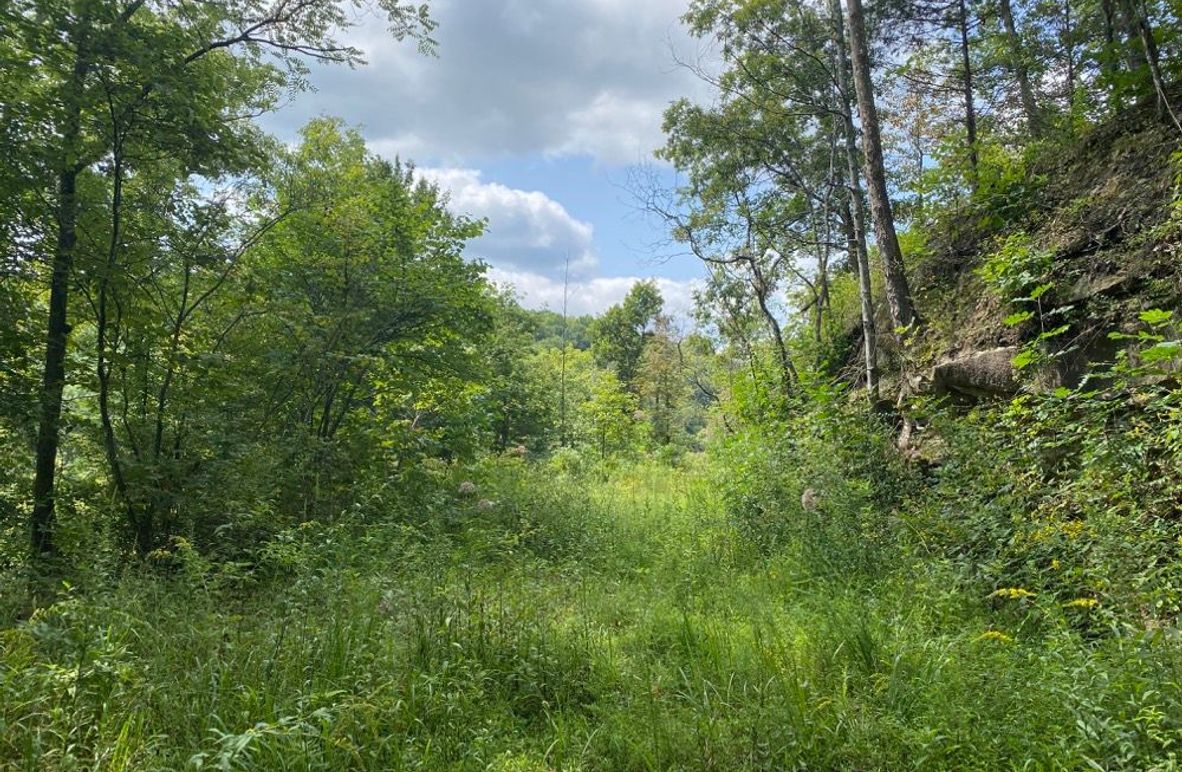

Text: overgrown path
xmin=5 ymin=461 xmax=1182 ymax=769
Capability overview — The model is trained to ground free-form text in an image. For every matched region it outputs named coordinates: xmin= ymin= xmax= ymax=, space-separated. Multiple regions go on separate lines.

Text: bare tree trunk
xmin=828 ymin=0 xmax=879 ymax=400
xmin=1123 ymin=0 xmax=1179 ymax=128
xmin=956 ymin=0 xmax=979 ymax=191
xmin=750 ymin=262 xmax=797 ymax=396
xmin=998 ymin=0 xmax=1041 ymax=133
xmin=32 ymin=13 xmax=92 ymax=558
xmin=1062 ymin=0 xmax=1076 ymax=104
xmin=97 ymin=141 xmax=133 ymax=530
xmin=842 ymin=201 xmax=880 ymax=400
xmin=760 ymin=293 xmax=797 ymax=397
xmin=844 ymin=0 xmax=918 ymax=330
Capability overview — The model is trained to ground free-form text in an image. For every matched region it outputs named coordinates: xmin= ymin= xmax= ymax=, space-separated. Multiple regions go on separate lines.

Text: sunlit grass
xmin=3 ymin=459 xmax=1182 ymax=769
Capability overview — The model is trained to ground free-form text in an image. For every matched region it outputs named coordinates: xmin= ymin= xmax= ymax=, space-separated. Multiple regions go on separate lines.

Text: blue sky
xmin=259 ymin=0 xmax=714 ymax=317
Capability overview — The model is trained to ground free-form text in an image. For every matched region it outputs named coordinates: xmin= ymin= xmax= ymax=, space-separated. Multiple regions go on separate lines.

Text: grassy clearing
xmin=4 ymin=459 xmax=1182 ymax=770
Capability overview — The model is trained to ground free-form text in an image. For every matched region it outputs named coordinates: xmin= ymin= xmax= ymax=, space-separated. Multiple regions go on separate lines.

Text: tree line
xmin=0 ymin=1 xmax=720 ymax=568
xmin=3 ymin=0 xmax=1178 ymax=568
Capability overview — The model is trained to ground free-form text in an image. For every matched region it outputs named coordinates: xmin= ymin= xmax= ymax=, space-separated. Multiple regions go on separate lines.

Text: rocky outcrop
xmin=931 ymin=347 xmax=1020 ymax=398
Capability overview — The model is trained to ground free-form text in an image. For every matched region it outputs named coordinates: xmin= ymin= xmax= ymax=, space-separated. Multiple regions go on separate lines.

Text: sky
xmin=258 ymin=0 xmax=716 ymax=318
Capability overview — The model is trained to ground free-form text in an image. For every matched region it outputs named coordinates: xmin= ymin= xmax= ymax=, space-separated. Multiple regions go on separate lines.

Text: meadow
xmin=5 ymin=457 xmax=1182 ymax=770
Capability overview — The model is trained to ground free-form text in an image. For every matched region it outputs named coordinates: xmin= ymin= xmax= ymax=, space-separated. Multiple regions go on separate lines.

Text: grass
xmin=4 ymin=458 xmax=1182 ymax=770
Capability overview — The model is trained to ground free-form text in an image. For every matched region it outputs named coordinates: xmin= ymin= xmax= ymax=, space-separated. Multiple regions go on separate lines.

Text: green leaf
xmin=1013 ymin=349 xmax=1038 ymax=370
xmin=1029 ymin=283 xmax=1054 ymax=300
xmin=1004 ymin=311 xmax=1034 ymax=327
xmin=1140 ymin=308 xmax=1174 ymax=327
xmin=1141 ymin=340 xmax=1182 ymax=363
xmin=1036 ymin=324 xmax=1071 ymax=342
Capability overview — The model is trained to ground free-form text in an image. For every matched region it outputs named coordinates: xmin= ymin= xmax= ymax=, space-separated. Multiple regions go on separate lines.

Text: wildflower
xmin=976 ymin=630 xmax=1014 ymax=643
xmin=989 ymin=587 xmax=1037 ymax=600
xmin=298 ymin=521 xmax=315 ymax=531
xmin=458 ymin=481 xmax=478 ymax=496
xmin=512 ymin=445 xmax=527 ymax=457
xmin=477 ymin=499 xmax=497 ymax=512
xmin=1051 ymin=559 xmax=1061 ymax=571
xmin=1064 ymin=598 xmax=1099 ymax=610
xmin=147 ymin=548 xmax=171 ymax=562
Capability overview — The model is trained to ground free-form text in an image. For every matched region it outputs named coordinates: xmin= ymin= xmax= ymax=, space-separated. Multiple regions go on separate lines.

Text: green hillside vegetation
xmin=4 ymin=0 xmax=1182 ymax=768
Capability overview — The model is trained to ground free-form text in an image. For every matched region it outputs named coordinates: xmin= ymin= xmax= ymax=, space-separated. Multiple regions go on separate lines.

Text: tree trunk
xmin=1062 ymin=0 xmax=1076 ymax=104
xmin=842 ymin=202 xmax=881 ymax=399
xmin=32 ymin=13 xmax=92 ymax=557
xmin=1116 ymin=0 xmax=1148 ymax=74
xmin=97 ymin=144 xmax=133 ymax=528
xmin=956 ymin=0 xmax=979 ymax=191
xmin=1123 ymin=0 xmax=1178 ymax=127
xmin=998 ymin=0 xmax=1041 ymax=133
xmin=1099 ymin=0 xmax=1124 ymax=109
xmin=829 ymin=0 xmax=879 ymax=401
xmin=844 ymin=0 xmax=918 ymax=330
xmin=760 ymin=293 xmax=797 ymax=397
xmin=751 ymin=263 xmax=797 ymax=396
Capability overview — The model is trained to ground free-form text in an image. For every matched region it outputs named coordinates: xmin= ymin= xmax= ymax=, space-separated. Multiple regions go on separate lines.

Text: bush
xmin=712 ymin=383 xmax=913 ymax=577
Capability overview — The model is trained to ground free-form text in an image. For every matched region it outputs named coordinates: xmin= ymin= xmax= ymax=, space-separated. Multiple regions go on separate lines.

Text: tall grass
xmin=3 ymin=458 xmax=1182 ymax=769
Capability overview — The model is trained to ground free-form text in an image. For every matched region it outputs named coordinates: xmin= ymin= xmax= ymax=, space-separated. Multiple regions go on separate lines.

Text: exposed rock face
xmin=1065 ymin=272 xmax=1130 ymax=303
xmin=931 ymin=347 xmax=1020 ymax=397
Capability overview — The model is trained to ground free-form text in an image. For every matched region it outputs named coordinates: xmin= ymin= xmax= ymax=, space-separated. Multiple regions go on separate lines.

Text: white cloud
xmin=264 ymin=0 xmax=712 ymax=165
xmin=487 ymin=266 xmax=700 ymax=318
xmin=259 ymin=1 xmax=716 ymax=320
xmin=549 ymin=91 xmax=671 ymax=164
xmin=417 ymin=168 xmax=703 ymax=317
xmin=419 ymin=167 xmax=598 ymax=277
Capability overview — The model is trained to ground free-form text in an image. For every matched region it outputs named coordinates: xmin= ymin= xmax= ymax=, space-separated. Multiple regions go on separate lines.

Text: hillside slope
xmin=889 ymin=104 xmax=1182 ymax=400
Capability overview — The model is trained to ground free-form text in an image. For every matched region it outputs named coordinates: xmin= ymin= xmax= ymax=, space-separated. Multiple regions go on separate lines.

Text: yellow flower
xmin=977 ymin=630 xmax=1014 ymax=643
xmin=1051 ymin=559 xmax=1061 ymax=571
xmin=990 ymin=587 xmax=1037 ymax=600
xmin=1064 ymin=598 xmax=1099 ymax=610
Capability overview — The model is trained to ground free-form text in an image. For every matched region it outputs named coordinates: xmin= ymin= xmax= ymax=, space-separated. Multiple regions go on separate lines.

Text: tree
xmin=637 ymin=315 xmax=687 ymax=445
xmin=846 ymin=0 xmax=920 ymax=330
xmin=997 ymin=0 xmax=1043 ymax=131
xmin=591 ymin=281 xmax=664 ymax=388
xmin=482 ymin=293 xmax=558 ymax=452
xmin=827 ymin=0 xmax=880 ymax=399
xmin=246 ymin=119 xmax=490 ymax=525
xmin=11 ymin=0 xmax=434 ymax=557
xmin=578 ymin=370 xmax=643 ymax=461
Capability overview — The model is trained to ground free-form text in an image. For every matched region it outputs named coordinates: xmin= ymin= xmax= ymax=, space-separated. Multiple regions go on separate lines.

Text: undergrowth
xmin=4 ymin=432 xmax=1182 ymax=769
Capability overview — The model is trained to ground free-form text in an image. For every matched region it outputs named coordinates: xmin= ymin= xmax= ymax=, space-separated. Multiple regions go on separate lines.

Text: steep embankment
xmin=893 ymin=105 xmax=1182 ymax=400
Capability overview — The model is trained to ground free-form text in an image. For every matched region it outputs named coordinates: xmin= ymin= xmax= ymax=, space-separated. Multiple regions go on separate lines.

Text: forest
xmin=3 ymin=0 xmax=1182 ymax=768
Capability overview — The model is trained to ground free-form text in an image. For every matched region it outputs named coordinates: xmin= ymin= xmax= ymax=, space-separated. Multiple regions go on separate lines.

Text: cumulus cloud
xmin=260 ymin=1 xmax=714 ymax=317
xmin=419 ymin=167 xmax=598 ymax=277
xmin=487 ymin=266 xmax=700 ymax=318
xmin=264 ymin=0 xmax=710 ymax=164
xmin=418 ymin=168 xmax=701 ymax=316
